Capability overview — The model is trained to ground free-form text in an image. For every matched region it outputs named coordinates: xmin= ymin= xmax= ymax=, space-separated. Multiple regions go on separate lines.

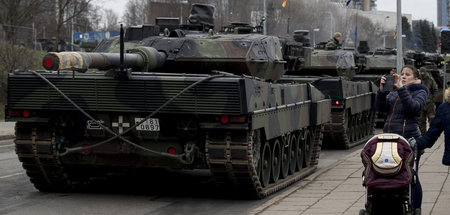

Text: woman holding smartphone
xmin=375 ymin=65 xmax=429 ymax=215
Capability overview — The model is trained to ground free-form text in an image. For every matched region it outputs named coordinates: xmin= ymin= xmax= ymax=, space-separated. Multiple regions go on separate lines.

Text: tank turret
xmin=45 ymin=24 xmax=286 ymax=81
xmin=282 ymin=30 xmax=356 ymax=78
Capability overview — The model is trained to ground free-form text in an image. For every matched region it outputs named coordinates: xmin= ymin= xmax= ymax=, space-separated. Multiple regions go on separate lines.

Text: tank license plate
xmin=134 ymin=118 xmax=160 ymax=131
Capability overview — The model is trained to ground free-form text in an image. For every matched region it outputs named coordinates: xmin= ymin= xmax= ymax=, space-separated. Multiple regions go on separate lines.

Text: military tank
xmin=5 ymin=4 xmax=331 ymax=198
xmin=404 ymin=51 xmax=446 ymax=107
xmin=353 ymin=42 xmax=397 ymax=82
xmin=352 ymin=41 xmax=397 ymax=128
xmin=280 ymin=34 xmax=377 ymax=149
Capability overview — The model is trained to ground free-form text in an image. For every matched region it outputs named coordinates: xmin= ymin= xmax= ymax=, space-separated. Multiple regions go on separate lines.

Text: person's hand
xmin=393 ymin=73 xmax=403 ymax=88
xmin=380 ymin=75 xmax=386 ymax=91
xmin=408 ymin=137 xmax=417 ymax=150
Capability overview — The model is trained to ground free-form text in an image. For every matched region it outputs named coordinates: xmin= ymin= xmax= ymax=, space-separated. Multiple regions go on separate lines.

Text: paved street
xmin=1 ymin=121 xmax=449 ymax=214
xmin=0 ymin=122 xmax=354 ymax=215
xmin=0 ymin=121 xmax=14 ymax=140
xmin=250 ymin=135 xmax=450 ymax=215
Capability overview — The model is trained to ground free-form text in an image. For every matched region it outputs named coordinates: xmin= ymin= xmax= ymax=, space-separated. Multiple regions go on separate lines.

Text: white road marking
xmin=0 ymin=172 xmax=25 ymax=179
xmin=0 ymin=144 xmax=14 ymax=148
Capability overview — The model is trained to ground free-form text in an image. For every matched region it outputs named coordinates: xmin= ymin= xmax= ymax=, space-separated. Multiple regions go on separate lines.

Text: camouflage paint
xmin=302 ymin=48 xmax=355 ymax=71
xmin=358 ymin=54 xmax=396 ymax=72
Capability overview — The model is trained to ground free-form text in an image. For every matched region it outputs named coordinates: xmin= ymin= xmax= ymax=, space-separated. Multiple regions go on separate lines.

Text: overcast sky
xmin=375 ymin=0 xmax=437 ymax=24
xmin=101 ymin=0 xmax=438 ymax=25
xmin=99 ymin=0 xmax=127 ymax=20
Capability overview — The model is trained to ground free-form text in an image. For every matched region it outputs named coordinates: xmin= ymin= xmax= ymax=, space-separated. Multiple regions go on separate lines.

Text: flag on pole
xmin=346 ymin=0 xmax=352 ymax=6
xmin=354 ymin=26 xmax=358 ymax=40
xmin=394 ymin=31 xmax=397 ymax=39
xmin=346 ymin=0 xmax=360 ymax=7
xmin=282 ymin=0 xmax=287 ymax=8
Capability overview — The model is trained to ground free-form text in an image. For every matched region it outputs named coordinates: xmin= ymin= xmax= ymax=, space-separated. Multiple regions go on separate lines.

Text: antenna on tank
xmin=120 ymin=24 xmax=124 ymax=75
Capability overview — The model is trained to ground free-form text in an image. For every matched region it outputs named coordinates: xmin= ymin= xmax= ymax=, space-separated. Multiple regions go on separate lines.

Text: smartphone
xmin=383 ymin=75 xmax=395 ymax=92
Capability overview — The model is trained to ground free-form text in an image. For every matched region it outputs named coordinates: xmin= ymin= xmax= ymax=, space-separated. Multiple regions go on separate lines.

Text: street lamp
xmin=402 ymin=34 xmax=406 ymax=52
xmin=383 ymin=16 xmax=390 ymax=49
xmin=313 ymin=28 xmax=320 ymax=47
xmin=396 ymin=0 xmax=403 ymax=74
xmin=322 ymin=11 xmax=334 ymax=38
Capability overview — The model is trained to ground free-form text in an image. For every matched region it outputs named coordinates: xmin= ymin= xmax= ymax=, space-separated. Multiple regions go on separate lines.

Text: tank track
xmin=13 ymin=121 xmax=324 ymax=198
xmin=205 ymin=125 xmax=323 ymax=198
xmin=14 ymin=122 xmax=73 ymax=192
xmin=323 ymin=110 xmax=376 ymax=149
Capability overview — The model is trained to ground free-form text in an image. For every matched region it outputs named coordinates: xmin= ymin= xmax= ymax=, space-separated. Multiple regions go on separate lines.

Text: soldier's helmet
xmin=334 ymin=32 xmax=342 ymax=38
xmin=419 ymin=67 xmax=427 ymax=73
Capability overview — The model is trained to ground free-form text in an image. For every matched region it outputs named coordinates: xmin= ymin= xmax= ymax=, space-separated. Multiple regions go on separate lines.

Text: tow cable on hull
xmin=30 ymin=70 xmax=229 ymax=164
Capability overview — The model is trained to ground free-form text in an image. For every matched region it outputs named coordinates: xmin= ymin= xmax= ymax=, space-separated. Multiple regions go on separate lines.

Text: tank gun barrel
xmin=42 ymin=47 xmax=166 ymax=72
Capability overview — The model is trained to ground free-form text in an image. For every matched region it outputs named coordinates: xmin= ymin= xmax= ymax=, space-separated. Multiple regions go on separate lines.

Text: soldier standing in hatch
xmin=418 ymin=67 xmax=438 ymax=135
xmin=325 ymin=32 xmax=342 ymax=50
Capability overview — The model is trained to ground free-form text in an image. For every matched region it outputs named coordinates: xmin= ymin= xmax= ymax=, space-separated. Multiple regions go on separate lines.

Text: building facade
xmin=330 ymin=0 xmax=377 ymax=11
xmin=438 ymin=0 xmax=449 ymax=27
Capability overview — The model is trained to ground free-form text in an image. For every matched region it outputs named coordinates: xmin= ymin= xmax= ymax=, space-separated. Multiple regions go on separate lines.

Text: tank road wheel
xmin=296 ymin=131 xmax=305 ymax=171
xmin=289 ymin=134 xmax=299 ymax=174
xmin=354 ymin=116 xmax=359 ymax=141
xmin=271 ymin=139 xmax=282 ymax=183
xmin=359 ymin=113 xmax=365 ymax=139
xmin=351 ymin=116 xmax=357 ymax=142
xmin=355 ymin=116 xmax=359 ymax=141
xmin=251 ymin=130 xmax=262 ymax=178
xmin=260 ymin=141 xmax=272 ymax=187
xmin=369 ymin=110 xmax=376 ymax=135
xmin=15 ymin=123 xmax=73 ymax=192
xmin=361 ymin=113 xmax=367 ymax=137
xmin=303 ymin=129 xmax=313 ymax=168
xmin=364 ymin=112 xmax=370 ymax=136
xmin=356 ymin=114 xmax=363 ymax=140
xmin=348 ymin=116 xmax=353 ymax=142
xmin=346 ymin=113 xmax=352 ymax=142
xmin=280 ymin=137 xmax=291 ymax=179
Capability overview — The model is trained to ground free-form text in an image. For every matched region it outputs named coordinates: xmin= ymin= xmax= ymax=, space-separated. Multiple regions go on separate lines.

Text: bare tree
xmin=88 ymin=4 xmax=103 ymax=31
xmin=0 ymin=43 xmax=44 ymax=102
xmin=123 ymin=0 xmax=147 ymax=26
xmin=0 ymin=0 xmax=44 ymax=43
xmin=104 ymin=9 xmax=119 ymax=30
xmin=54 ymin=0 xmax=91 ymax=51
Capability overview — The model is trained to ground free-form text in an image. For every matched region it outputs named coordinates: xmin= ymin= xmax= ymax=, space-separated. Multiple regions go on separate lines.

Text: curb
xmin=0 ymin=135 xmax=14 ymax=141
xmin=249 ymin=148 xmax=363 ymax=215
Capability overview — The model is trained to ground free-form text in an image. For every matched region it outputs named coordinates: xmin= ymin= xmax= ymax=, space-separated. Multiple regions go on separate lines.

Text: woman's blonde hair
xmin=445 ymin=86 xmax=450 ymax=103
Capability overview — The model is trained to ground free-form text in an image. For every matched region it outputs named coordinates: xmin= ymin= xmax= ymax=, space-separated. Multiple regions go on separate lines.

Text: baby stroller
xmin=359 ymin=133 xmax=417 ymax=215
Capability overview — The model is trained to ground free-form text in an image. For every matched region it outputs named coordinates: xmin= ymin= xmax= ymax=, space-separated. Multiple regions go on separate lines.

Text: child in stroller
xmin=359 ymin=133 xmax=418 ymax=215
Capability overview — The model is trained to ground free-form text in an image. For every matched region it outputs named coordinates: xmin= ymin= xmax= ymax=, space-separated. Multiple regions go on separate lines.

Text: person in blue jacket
xmin=376 ymin=65 xmax=429 ymax=215
xmin=413 ymin=87 xmax=450 ymax=166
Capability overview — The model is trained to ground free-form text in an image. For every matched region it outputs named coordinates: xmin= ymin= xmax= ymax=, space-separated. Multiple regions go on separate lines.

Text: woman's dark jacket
xmin=416 ymin=94 xmax=450 ymax=165
xmin=376 ymin=83 xmax=429 ymax=139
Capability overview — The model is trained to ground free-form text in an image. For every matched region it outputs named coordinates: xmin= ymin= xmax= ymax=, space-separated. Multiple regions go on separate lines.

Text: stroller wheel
xmin=359 ymin=209 xmax=368 ymax=215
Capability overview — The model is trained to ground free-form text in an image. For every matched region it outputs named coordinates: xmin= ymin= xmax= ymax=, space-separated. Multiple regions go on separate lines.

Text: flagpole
xmin=396 ymin=0 xmax=403 ymax=74
xmin=287 ymin=1 xmax=290 ymax=35
xmin=263 ymin=0 xmax=267 ymax=35
xmin=355 ymin=3 xmax=358 ymax=49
